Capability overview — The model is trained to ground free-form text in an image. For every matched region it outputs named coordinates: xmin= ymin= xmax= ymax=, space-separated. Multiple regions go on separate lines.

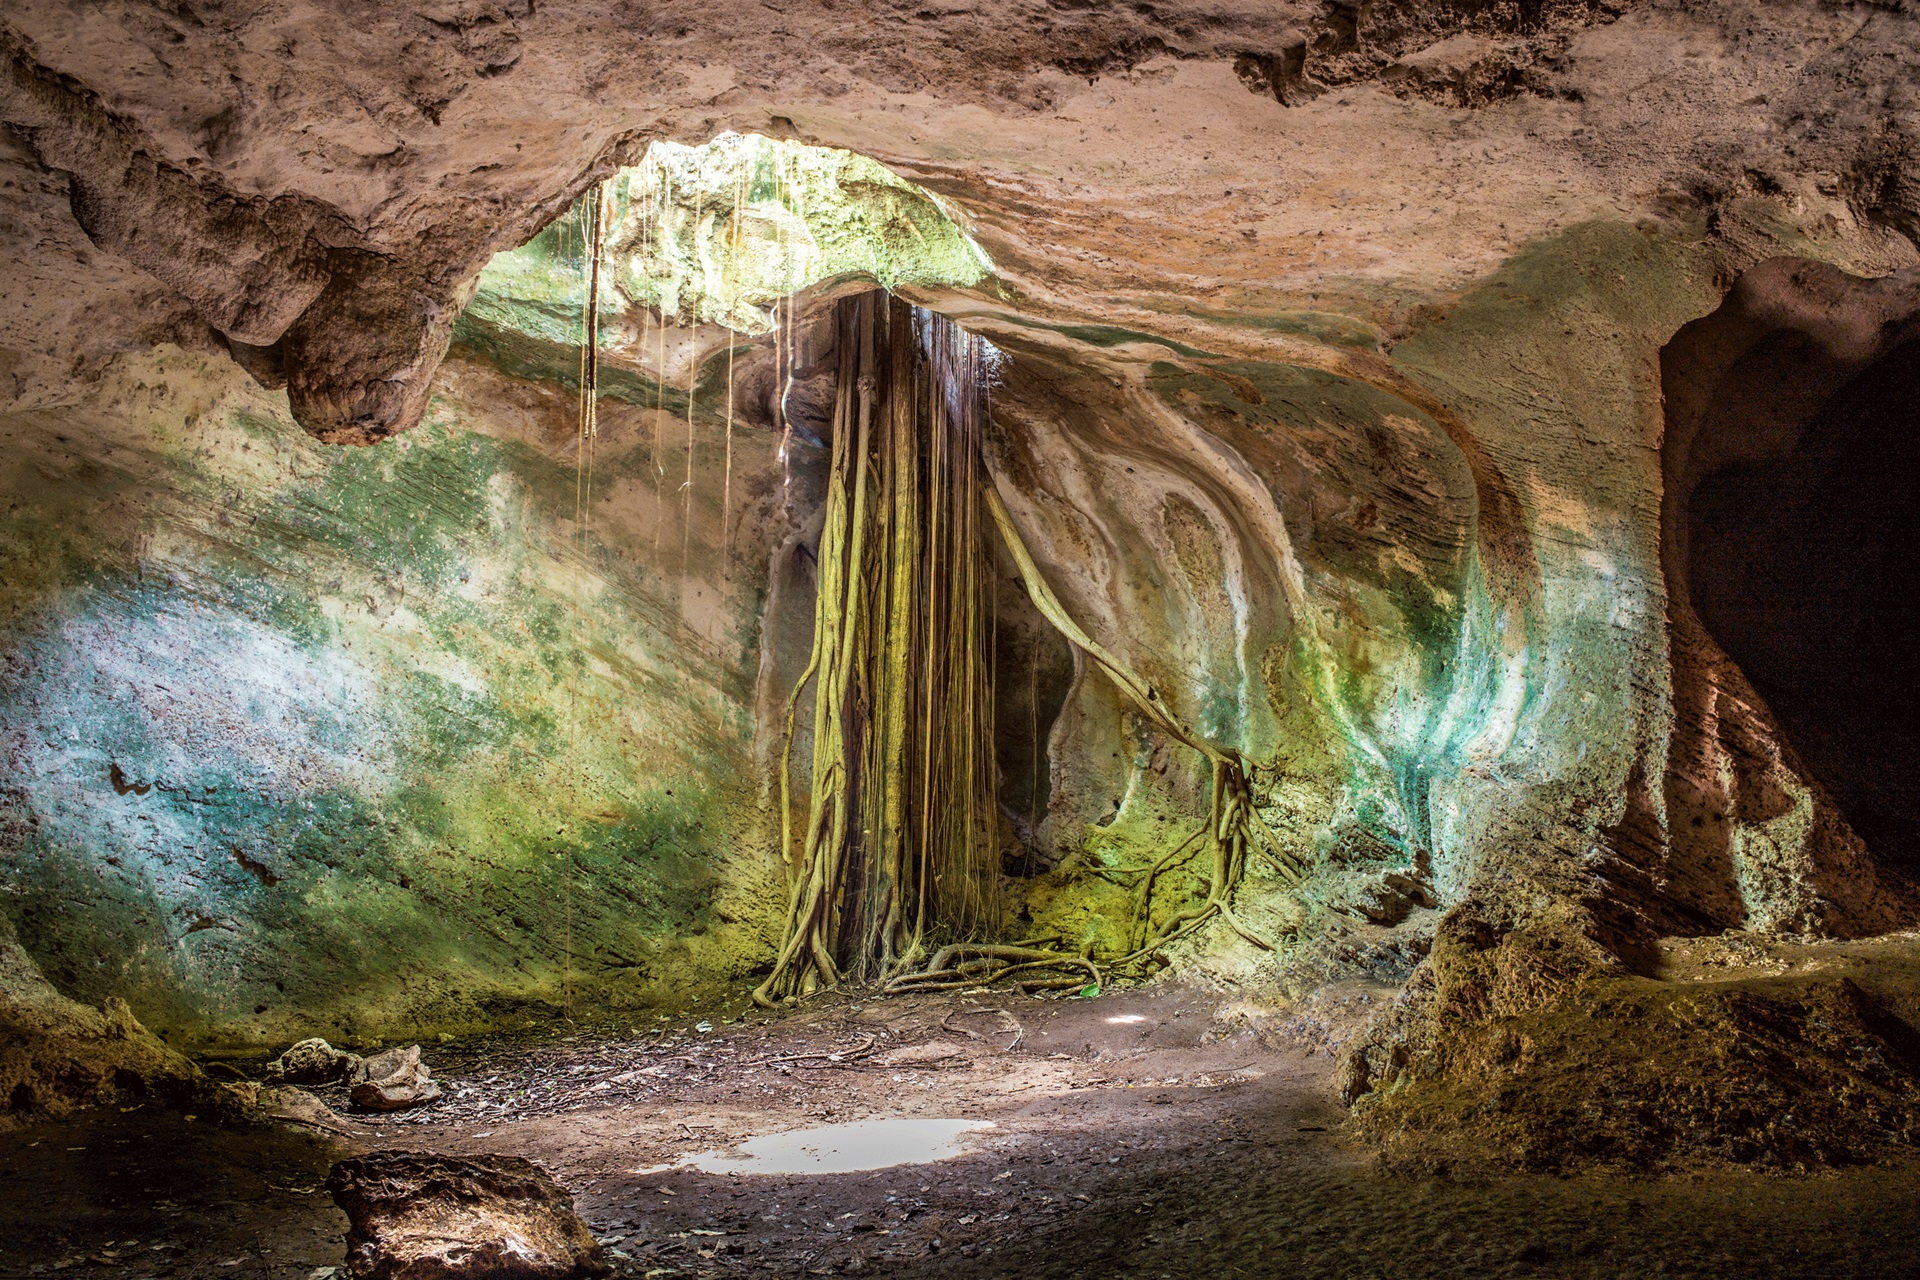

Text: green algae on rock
xmin=0 ymin=348 xmax=779 ymax=1050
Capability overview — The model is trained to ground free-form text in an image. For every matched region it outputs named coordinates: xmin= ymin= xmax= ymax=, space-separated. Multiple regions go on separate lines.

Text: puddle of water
xmin=679 ymin=1118 xmax=994 ymax=1176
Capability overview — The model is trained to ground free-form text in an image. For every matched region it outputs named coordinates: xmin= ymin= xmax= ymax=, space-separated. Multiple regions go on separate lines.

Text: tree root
xmin=985 ymin=483 xmax=1307 ymax=972
xmin=754 ymin=297 xmax=1000 ymax=1009
xmin=744 ymin=1034 xmax=880 ymax=1068
xmin=756 ymin=310 xmax=1312 ymax=1012
xmin=886 ymin=946 xmax=1101 ymax=995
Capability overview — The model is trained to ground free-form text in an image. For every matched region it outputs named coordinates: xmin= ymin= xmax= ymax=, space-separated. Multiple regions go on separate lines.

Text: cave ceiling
xmin=2 ymin=0 xmax=1916 ymax=441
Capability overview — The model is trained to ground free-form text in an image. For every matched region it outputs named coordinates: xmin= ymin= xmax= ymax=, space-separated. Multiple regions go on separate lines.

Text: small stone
xmin=265 ymin=1038 xmax=362 ymax=1086
xmin=348 ymin=1045 xmax=443 ymax=1112
xmin=327 ymin=1151 xmax=612 ymax=1279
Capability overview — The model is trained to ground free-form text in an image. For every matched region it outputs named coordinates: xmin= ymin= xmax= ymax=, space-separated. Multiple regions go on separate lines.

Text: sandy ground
xmin=6 ymin=983 xmax=1920 ymax=1280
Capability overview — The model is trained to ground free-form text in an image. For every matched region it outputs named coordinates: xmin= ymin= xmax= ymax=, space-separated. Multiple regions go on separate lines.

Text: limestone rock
xmin=265 ymin=1038 xmax=362 ymax=1086
xmin=260 ymin=1084 xmax=348 ymax=1130
xmin=0 ymin=912 xmax=206 ymax=1120
xmin=348 ymin=1044 xmax=443 ymax=1112
xmin=327 ymin=1151 xmax=612 ymax=1280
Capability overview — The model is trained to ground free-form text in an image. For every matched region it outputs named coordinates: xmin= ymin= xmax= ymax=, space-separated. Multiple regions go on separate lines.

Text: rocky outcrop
xmin=348 ymin=1044 xmax=443 ymax=1112
xmin=266 ymin=1037 xmax=362 ymax=1086
xmin=328 ymin=1151 xmax=612 ymax=1280
xmin=0 ymin=912 xmax=206 ymax=1120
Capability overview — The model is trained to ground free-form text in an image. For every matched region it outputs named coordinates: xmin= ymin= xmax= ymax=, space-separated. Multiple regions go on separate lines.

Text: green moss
xmin=0 ymin=353 xmax=764 ymax=1048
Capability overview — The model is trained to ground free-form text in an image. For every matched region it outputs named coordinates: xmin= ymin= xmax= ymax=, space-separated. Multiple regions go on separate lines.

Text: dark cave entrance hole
xmin=1685 ymin=338 xmax=1920 ymax=873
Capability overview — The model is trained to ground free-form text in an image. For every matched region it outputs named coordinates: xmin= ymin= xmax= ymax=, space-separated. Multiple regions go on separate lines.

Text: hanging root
xmin=984 ymin=483 xmax=1307 ymax=973
xmin=754 ymin=296 xmax=1000 ymax=1008
xmin=757 ymin=298 xmax=1308 ymax=1011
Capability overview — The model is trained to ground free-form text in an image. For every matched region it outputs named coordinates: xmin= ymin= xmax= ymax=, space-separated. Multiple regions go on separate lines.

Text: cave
xmin=4 ymin=4 xmax=1920 ymax=1278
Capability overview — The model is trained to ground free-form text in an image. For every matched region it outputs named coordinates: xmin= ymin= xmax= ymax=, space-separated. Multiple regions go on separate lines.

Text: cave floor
xmin=6 ymin=984 xmax=1920 ymax=1279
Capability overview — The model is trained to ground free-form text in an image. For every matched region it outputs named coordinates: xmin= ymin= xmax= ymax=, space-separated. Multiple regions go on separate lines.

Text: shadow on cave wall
xmin=1660 ymin=257 xmax=1920 ymax=927
xmin=1688 ymin=340 xmax=1920 ymax=874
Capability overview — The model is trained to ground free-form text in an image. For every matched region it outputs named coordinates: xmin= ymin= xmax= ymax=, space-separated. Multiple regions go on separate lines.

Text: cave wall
xmin=1657 ymin=258 xmax=1920 ymax=934
xmin=0 ymin=343 xmax=786 ymax=1049
xmin=969 ymin=220 xmax=1898 ymax=987
xmin=0 ymin=0 xmax=1918 ymax=1066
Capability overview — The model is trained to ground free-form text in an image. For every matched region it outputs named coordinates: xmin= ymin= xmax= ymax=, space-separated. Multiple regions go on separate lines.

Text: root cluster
xmin=756 ymin=294 xmax=1305 ymax=1009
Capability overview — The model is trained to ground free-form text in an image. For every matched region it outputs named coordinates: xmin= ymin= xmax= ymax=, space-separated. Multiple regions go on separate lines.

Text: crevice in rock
xmin=1688 ymin=339 xmax=1920 ymax=877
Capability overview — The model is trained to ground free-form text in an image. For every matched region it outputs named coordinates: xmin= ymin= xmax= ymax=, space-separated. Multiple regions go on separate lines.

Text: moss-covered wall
xmin=0 ymin=345 xmax=785 ymax=1049
xmin=979 ymin=215 xmax=1910 ymax=986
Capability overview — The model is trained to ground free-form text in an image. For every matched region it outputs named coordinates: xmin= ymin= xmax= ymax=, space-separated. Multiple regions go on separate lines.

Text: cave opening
xmin=1686 ymin=339 xmax=1920 ymax=876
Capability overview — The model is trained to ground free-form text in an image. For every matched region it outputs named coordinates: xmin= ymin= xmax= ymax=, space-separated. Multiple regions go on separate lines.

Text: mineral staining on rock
xmin=0 ymin=347 xmax=769 ymax=1049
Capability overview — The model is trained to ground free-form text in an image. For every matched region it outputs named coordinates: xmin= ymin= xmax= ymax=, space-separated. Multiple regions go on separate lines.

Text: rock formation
xmin=327 ymin=1150 xmax=612 ymax=1279
xmin=1 ymin=0 xmax=1917 ymax=1163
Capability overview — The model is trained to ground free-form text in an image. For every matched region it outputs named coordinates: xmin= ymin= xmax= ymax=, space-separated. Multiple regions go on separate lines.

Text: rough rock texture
xmin=328 ymin=1150 xmax=613 ymax=1280
xmin=0 ymin=910 xmax=207 ymax=1121
xmin=1660 ymin=258 xmax=1920 ymax=909
xmin=1 ymin=0 xmax=1919 ymax=1159
xmin=349 ymin=1043 xmax=443 ymax=1111
xmin=265 ymin=1037 xmax=362 ymax=1086
xmin=1356 ymin=962 xmax=1920 ymax=1172
xmin=3 ymin=0 xmax=1916 ymax=442
xmin=0 ymin=340 xmax=782 ymax=1049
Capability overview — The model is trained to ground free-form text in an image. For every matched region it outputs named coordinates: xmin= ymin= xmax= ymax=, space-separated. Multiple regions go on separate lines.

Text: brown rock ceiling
xmin=3 ymin=0 xmax=1917 ymax=440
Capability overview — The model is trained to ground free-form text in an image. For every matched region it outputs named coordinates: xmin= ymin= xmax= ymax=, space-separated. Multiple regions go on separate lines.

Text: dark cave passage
xmin=1686 ymin=339 xmax=1920 ymax=876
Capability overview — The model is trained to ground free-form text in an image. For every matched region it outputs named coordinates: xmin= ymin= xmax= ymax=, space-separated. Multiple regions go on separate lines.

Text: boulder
xmin=327 ymin=1151 xmax=612 ymax=1280
xmin=348 ymin=1044 xmax=442 ymax=1111
xmin=265 ymin=1037 xmax=362 ymax=1086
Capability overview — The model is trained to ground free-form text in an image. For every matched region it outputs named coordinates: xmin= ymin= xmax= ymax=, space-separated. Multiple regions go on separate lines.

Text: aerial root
xmin=886 ymin=945 xmax=1101 ymax=995
xmin=985 ymin=483 xmax=1308 ymax=973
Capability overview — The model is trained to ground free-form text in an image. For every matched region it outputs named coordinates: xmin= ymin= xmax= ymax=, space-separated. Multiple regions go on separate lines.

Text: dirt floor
xmin=6 ymin=982 xmax=1920 ymax=1280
